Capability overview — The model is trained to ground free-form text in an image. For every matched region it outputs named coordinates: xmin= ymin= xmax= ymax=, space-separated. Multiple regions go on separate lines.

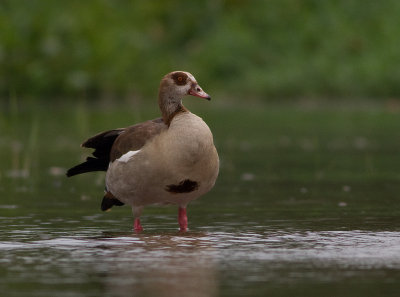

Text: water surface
xmin=1 ymin=101 xmax=400 ymax=296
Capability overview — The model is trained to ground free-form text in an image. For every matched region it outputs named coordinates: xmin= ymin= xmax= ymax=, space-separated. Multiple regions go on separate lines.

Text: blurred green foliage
xmin=1 ymin=0 xmax=400 ymax=100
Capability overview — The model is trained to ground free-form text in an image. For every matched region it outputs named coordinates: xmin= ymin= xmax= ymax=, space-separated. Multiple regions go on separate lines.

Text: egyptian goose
xmin=67 ymin=71 xmax=219 ymax=232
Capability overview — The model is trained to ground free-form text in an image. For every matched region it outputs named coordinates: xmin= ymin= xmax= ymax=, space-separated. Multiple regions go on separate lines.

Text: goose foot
xmin=134 ymin=218 xmax=143 ymax=232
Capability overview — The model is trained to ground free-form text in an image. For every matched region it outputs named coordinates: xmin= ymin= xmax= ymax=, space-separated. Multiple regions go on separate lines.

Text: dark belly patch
xmin=165 ymin=179 xmax=199 ymax=194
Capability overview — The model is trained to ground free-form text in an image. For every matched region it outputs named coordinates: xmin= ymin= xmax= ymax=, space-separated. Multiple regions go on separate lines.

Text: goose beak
xmin=188 ymin=84 xmax=211 ymax=100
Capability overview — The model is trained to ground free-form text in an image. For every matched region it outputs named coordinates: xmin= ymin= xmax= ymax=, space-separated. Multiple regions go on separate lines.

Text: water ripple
xmin=2 ymin=229 xmax=400 ymax=269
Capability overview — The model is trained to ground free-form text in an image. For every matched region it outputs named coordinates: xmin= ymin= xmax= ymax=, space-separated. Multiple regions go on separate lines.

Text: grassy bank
xmin=1 ymin=0 xmax=400 ymax=100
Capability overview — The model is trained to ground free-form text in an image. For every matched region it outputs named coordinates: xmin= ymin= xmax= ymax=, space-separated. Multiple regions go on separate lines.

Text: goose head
xmin=159 ymin=71 xmax=211 ymax=103
xmin=158 ymin=71 xmax=211 ymax=125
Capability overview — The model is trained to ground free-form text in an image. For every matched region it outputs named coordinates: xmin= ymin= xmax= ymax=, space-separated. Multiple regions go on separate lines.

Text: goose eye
xmin=172 ymin=72 xmax=187 ymax=85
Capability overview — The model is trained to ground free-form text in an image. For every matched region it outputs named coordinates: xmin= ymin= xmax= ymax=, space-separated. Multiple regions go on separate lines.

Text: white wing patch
xmin=117 ymin=150 xmax=140 ymax=163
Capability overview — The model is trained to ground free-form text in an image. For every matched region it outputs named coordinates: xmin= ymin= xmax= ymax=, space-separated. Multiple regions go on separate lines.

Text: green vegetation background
xmin=1 ymin=0 xmax=400 ymax=101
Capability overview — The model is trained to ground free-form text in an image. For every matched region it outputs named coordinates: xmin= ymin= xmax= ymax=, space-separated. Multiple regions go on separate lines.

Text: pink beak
xmin=188 ymin=84 xmax=211 ymax=100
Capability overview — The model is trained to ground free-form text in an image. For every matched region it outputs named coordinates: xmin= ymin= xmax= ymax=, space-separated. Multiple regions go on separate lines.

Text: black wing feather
xmin=66 ymin=118 xmax=166 ymax=177
xmin=66 ymin=129 xmax=124 ymax=177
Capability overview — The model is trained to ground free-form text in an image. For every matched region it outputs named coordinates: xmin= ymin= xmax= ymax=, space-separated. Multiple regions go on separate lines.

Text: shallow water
xmin=2 ymin=212 xmax=400 ymax=297
xmin=1 ymin=101 xmax=400 ymax=296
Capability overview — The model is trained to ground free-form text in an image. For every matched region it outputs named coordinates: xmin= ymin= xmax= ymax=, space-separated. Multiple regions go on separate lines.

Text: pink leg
xmin=134 ymin=217 xmax=143 ymax=232
xmin=132 ymin=206 xmax=143 ymax=232
xmin=178 ymin=207 xmax=188 ymax=232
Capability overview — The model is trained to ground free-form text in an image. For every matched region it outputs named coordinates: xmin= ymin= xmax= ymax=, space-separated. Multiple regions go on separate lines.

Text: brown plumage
xmin=67 ymin=71 xmax=219 ymax=232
